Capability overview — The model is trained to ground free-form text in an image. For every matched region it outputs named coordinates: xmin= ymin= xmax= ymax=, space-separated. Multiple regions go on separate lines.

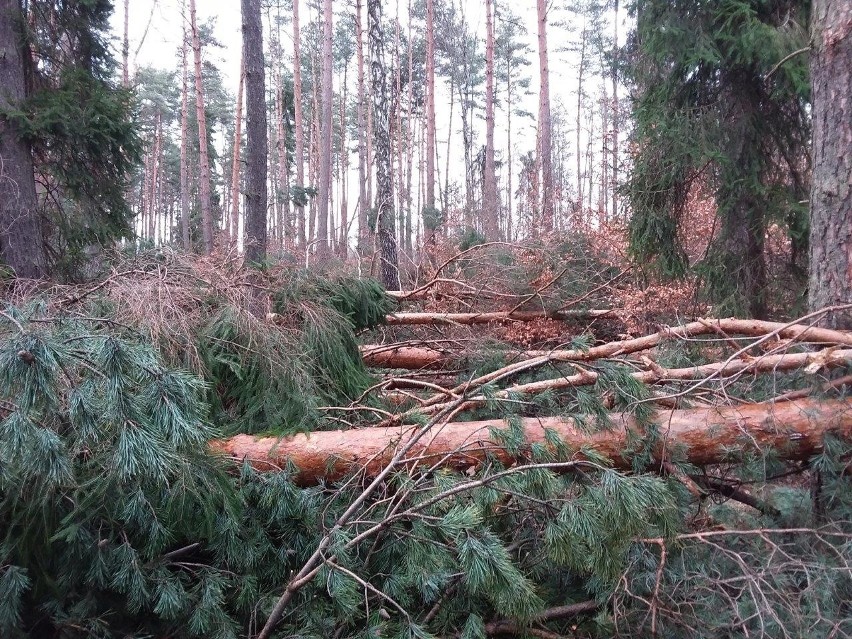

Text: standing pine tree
xmin=625 ymin=0 xmax=810 ymax=318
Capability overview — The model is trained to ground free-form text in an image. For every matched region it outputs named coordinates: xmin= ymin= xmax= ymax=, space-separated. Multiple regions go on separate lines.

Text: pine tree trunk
xmin=405 ymin=0 xmax=415 ymax=254
xmin=368 ymin=0 xmax=400 ymax=289
xmin=355 ymin=0 xmax=370 ymax=248
xmin=576 ymin=20 xmax=587 ymax=221
xmin=179 ymin=10 xmax=192 ymax=251
xmin=808 ymin=0 xmax=852 ymax=329
xmin=241 ymin=0 xmax=267 ymax=264
xmin=316 ymin=0 xmax=333 ymax=256
xmin=189 ymin=0 xmax=215 ymax=253
xmin=213 ymin=399 xmax=852 ymax=485
xmin=275 ymin=59 xmax=290 ymax=249
xmin=338 ymin=61 xmax=349 ymax=258
xmin=293 ymin=0 xmax=306 ymax=249
xmin=483 ymin=0 xmax=499 ymax=240
xmin=611 ymin=0 xmax=619 ymax=221
xmin=229 ymin=61 xmax=245 ymax=248
xmin=424 ymin=0 xmax=437 ymax=248
xmin=122 ymin=0 xmax=130 ymax=86
xmin=536 ymin=0 xmax=554 ymax=233
xmin=0 ymin=0 xmax=45 ymax=277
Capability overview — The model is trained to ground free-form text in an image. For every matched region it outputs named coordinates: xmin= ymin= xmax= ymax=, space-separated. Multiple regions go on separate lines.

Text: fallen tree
xmin=211 ymin=398 xmax=852 ymax=485
xmin=385 ymin=309 xmax=618 ymax=325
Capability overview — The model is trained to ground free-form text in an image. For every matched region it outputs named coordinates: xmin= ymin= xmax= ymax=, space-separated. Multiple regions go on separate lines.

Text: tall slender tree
xmin=189 ymin=0 xmax=215 ymax=253
xmin=424 ymin=0 xmax=438 ymax=248
xmin=808 ymin=0 xmax=852 ymax=328
xmin=536 ymin=0 xmax=554 ymax=233
xmin=293 ymin=0 xmax=307 ymax=248
xmin=241 ymin=0 xmax=267 ymax=263
xmin=316 ymin=0 xmax=333 ymax=255
xmin=179 ymin=6 xmax=192 ymax=250
xmin=229 ymin=60 xmax=245 ymax=248
xmin=483 ymin=0 xmax=499 ymax=240
xmin=355 ymin=0 xmax=369 ymax=246
xmin=368 ymin=0 xmax=400 ymax=289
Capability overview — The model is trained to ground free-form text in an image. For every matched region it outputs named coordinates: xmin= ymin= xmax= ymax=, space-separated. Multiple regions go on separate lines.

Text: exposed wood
xmin=211 ymin=399 xmax=852 ymax=485
xmin=361 ymin=345 xmax=448 ymax=369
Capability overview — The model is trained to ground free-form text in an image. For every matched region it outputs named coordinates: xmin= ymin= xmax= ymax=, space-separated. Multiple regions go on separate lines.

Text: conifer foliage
xmin=625 ymin=0 xmax=810 ymax=318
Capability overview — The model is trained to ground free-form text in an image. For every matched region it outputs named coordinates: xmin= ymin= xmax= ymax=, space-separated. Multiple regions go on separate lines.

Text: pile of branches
xmin=0 ymin=246 xmax=850 ymax=639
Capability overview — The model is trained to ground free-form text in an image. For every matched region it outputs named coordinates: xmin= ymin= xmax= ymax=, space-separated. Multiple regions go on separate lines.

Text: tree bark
xmin=424 ymin=0 xmax=438 ymax=250
xmin=355 ymin=0 xmax=369 ymax=248
xmin=483 ymin=0 xmax=499 ymax=240
xmin=241 ymin=0 xmax=267 ymax=264
xmin=179 ymin=8 xmax=192 ymax=251
xmin=292 ymin=0 xmax=306 ymax=249
xmin=122 ymin=0 xmax=130 ymax=86
xmin=229 ymin=59 xmax=245 ymax=247
xmin=368 ymin=0 xmax=401 ymax=289
xmin=188 ymin=0 xmax=215 ymax=253
xmin=316 ymin=0 xmax=333 ymax=256
xmin=0 ymin=0 xmax=46 ymax=278
xmin=211 ymin=399 xmax=852 ymax=485
xmin=536 ymin=0 xmax=554 ymax=233
xmin=808 ymin=0 xmax=852 ymax=329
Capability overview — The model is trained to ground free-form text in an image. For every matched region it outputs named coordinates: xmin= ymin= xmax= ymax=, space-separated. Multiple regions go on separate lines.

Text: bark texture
xmin=179 ymin=10 xmax=191 ymax=250
xmin=0 ymin=0 xmax=46 ymax=278
xmin=229 ymin=59 xmax=245 ymax=247
xmin=241 ymin=0 xmax=267 ymax=263
xmin=212 ymin=399 xmax=852 ymax=485
xmin=536 ymin=0 xmax=554 ymax=233
xmin=368 ymin=0 xmax=401 ymax=289
xmin=356 ymin=0 xmax=369 ymax=246
xmin=808 ymin=0 xmax=852 ymax=328
xmin=292 ymin=0 xmax=306 ymax=248
xmin=189 ymin=0 xmax=214 ymax=253
xmin=316 ymin=0 xmax=333 ymax=255
xmin=483 ymin=0 xmax=499 ymax=240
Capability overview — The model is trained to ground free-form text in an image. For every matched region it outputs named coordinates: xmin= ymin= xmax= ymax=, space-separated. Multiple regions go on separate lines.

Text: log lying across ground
xmin=211 ymin=399 xmax=852 ymax=485
xmin=363 ymin=318 xmax=852 ymax=370
xmin=385 ymin=309 xmax=618 ymax=325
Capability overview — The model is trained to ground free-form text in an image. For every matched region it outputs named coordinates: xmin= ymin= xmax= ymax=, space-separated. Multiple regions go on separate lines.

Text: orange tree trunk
xmin=211 ymin=399 xmax=852 ymax=485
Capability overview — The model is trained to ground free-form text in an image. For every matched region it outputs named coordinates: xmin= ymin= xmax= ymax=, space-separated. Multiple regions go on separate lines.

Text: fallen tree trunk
xmin=385 ymin=309 xmax=618 ymax=325
xmin=360 ymin=345 xmax=449 ymax=369
xmin=413 ymin=346 xmax=852 ymax=416
xmin=364 ymin=318 xmax=852 ymax=371
xmin=211 ymin=399 xmax=852 ymax=485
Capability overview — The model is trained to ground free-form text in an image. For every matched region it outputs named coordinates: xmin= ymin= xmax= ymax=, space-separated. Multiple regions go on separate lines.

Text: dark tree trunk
xmin=0 ymin=0 xmax=46 ymax=278
xmin=368 ymin=0 xmax=400 ymax=289
xmin=241 ymin=0 xmax=267 ymax=263
xmin=808 ymin=0 xmax=852 ymax=328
